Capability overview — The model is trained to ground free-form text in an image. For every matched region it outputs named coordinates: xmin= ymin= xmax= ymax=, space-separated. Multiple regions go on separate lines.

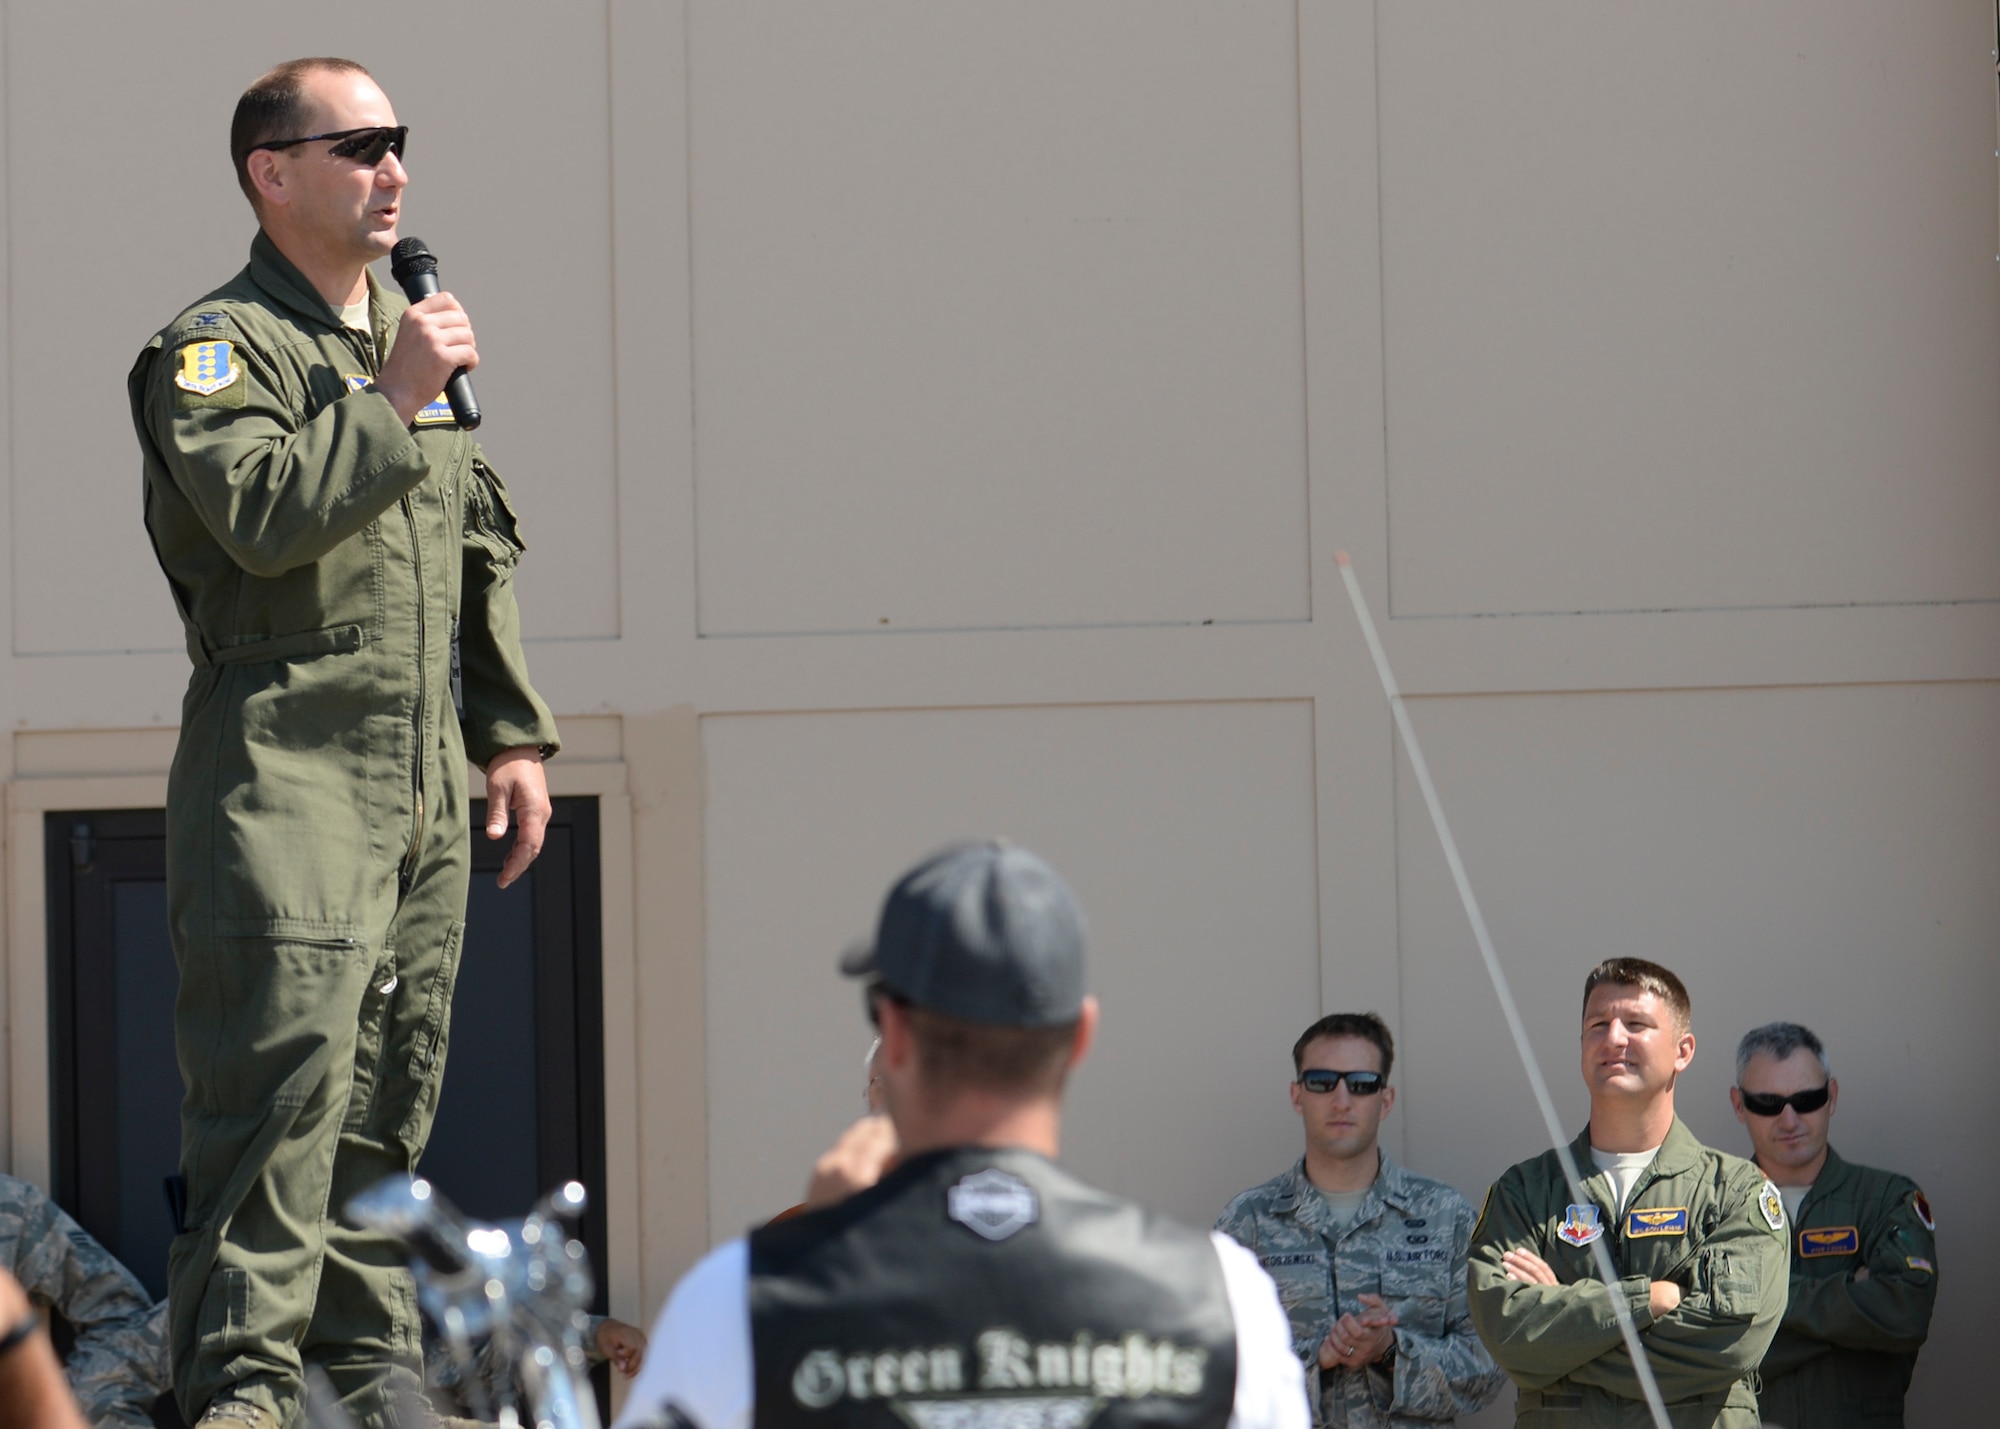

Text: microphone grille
xmin=389 ymin=237 xmax=436 ymax=281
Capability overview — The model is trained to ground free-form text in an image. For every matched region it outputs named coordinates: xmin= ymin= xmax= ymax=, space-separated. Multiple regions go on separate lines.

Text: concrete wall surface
xmin=0 ymin=4 xmax=1993 ymax=1424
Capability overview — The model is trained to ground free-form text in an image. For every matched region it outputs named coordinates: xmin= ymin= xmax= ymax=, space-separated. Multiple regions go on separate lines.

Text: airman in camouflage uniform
xmin=0 ymin=1173 xmax=171 ymax=1427
xmin=1217 ymin=1014 xmax=1503 ymax=1427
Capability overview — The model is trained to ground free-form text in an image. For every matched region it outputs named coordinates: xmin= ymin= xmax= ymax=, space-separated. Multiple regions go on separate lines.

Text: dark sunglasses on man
xmin=247 ymin=124 xmax=408 ymax=167
xmin=1735 ymin=1083 xmax=1831 ymax=1117
xmin=1296 ymin=1069 xmax=1385 ymax=1096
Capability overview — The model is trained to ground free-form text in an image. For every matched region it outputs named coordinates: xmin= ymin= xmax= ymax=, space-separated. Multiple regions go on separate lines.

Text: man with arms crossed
xmin=128 ymin=58 xmax=559 ymax=1428
xmin=1729 ymin=1022 xmax=1935 ymax=1428
xmin=1467 ymin=960 xmax=1786 ymax=1427
xmin=1216 ymin=1013 xmax=1503 ymax=1426
xmin=614 ymin=841 xmax=1308 ymax=1429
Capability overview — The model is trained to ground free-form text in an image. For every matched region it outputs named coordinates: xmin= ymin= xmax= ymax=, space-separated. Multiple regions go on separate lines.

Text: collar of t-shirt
xmin=1313 ymin=1185 xmax=1373 ymax=1234
xmin=1777 ymin=1183 xmax=1811 ymax=1221
xmin=1589 ymin=1143 xmax=1662 ymax=1216
xmin=339 ymin=296 xmax=370 ymax=332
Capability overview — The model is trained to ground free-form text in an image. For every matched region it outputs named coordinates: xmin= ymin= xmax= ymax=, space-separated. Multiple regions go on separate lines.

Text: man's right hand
xmin=1648 ymin=1281 xmax=1682 ymax=1317
xmin=375 ymin=292 xmax=478 ymax=426
xmin=804 ymin=1115 xmax=899 ymax=1210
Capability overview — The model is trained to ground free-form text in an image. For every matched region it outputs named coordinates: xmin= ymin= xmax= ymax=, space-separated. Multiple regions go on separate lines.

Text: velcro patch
xmin=1799 ymin=1226 xmax=1859 ymax=1258
xmin=1386 ymin=1248 xmax=1450 ymax=1264
xmin=1625 ymin=1206 xmax=1689 ymax=1238
xmin=1906 ymin=1256 xmax=1933 ymax=1273
xmin=173 ymin=339 xmax=245 ymax=409
xmin=413 ymin=394 xmax=455 ymax=426
xmin=1258 ymin=1253 xmax=1321 ymax=1268
xmin=1758 ymin=1181 xmax=1786 ymax=1232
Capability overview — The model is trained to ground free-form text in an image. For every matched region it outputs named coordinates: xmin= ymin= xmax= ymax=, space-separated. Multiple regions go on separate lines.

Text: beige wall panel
xmin=1391 ymin=682 xmax=1996 ymax=1425
xmin=687 ymin=1 xmax=1309 ymax=636
xmin=1375 ymin=2 xmax=2000 ymax=617
xmin=702 ymin=701 xmax=1318 ymax=1237
xmin=5 ymin=1 xmax=618 ymax=654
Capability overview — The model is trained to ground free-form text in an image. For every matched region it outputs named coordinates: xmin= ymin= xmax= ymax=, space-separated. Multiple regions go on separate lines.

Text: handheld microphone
xmin=389 ymin=237 xmax=481 ymax=430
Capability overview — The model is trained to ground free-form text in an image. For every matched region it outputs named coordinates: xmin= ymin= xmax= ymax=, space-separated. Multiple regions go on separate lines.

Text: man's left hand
xmin=485 ymin=747 xmax=551 ymax=888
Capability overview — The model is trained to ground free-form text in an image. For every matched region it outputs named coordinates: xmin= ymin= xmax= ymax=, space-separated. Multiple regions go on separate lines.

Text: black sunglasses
xmin=1737 ymin=1083 xmax=1830 ymax=1117
xmin=248 ymin=125 xmax=408 ymax=166
xmin=1296 ymin=1069 xmax=1385 ymax=1096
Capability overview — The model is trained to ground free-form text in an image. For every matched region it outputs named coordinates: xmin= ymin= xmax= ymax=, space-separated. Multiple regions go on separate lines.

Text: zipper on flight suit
xmin=400 ymin=489 xmax=427 ymax=896
xmin=355 ymin=315 xmax=429 ymax=899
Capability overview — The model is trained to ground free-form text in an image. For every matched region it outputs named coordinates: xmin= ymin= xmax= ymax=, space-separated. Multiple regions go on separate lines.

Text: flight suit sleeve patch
xmin=1758 ymin=1180 xmax=1786 ymax=1232
xmin=1905 ymin=1256 xmax=1934 ymax=1274
xmin=1911 ymin=1190 xmax=1934 ymax=1231
xmin=171 ymin=338 xmax=246 ymax=409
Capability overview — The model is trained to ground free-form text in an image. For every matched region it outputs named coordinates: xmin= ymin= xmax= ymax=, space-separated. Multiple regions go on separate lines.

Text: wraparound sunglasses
xmin=247 ymin=124 xmax=408 ymax=166
xmin=1737 ymin=1083 xmax=1830 ymax=1117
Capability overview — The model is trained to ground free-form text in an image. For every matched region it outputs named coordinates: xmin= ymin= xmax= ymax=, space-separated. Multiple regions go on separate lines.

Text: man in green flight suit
xmin=1467 ymin=960 xmax=1787 ymax=1427
xmin=1728 ymin=1022 xmax=1935 ymax=1427
xmin=126 ymin=57 xmax=560 ymax=1429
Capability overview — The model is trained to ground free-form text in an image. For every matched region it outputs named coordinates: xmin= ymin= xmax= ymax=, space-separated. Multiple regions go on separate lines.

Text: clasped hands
xmin=1501 ymin=1247 xmax=1683 ymax=1317
xmin=1318 ymin=1293 xmax=1397 ymax=1370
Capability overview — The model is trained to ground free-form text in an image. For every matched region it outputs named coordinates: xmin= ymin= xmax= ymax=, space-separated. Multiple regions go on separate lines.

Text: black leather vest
xmin=749 ymin=1146 xmax=1238 ymax=1429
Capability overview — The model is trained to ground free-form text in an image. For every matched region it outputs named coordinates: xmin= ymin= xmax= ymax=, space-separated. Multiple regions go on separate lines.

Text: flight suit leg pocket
xmin=204 ymin=922 xmax=370 ymax=1117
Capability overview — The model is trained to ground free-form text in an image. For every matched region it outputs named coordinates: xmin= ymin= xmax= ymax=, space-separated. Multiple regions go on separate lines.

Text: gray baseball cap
xmin=840 ymin=842 xmax=1087 ymax=1028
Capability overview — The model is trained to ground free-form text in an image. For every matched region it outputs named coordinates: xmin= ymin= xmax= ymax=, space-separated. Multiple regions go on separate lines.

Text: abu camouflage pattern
xmin=1216 ymin=1156 xmax=1504 ymax=1427
xmin=0 ymin=1173 xmax=170 ymax=1427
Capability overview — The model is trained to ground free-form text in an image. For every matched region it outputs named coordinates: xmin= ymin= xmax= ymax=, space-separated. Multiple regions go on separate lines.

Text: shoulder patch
xmin=1799 ymin=1225 xmax=1859 ymax=1258
xmin=1911 ymin=1190 xmax=1934 ymax=1231
xmin=1758 ymin=1180 xmax=1786 ymax=1232
xmin=172 ymin=339 xmax=246 ymax=410
xmin=174 ymin=340 xmax=240 ymax=396
xmin=412 ymin=393 xmax=456 ymax=426
xmin=1905 ymin=1256 xmax=1933 ymax=1274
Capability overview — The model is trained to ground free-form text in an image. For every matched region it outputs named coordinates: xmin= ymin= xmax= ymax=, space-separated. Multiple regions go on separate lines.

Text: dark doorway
xmin=44 ymin=798 xmax=607 ymax=1406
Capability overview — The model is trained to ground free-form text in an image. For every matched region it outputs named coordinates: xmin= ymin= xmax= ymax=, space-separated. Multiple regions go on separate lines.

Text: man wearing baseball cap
xmin=614 ymin=841 xmax=1308 ymax=1429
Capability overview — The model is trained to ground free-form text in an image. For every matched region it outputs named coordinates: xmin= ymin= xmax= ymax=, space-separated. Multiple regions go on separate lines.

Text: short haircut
xmin=1581 ymin=958 xmax=1692 ymax=1032
xmin=1735 ymin=1021 xmax=1829 ymax=1083
xmin=1291 ymin=1012 xmax=1394 ymax=1081
xmin=902 ymin=1002 xmax=1078 ymax=1102
xmin=230 ymin=57 xmax=373 ymax=201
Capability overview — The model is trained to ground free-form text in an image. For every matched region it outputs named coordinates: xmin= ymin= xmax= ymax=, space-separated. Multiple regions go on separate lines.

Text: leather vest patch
xmin=749 ymin=1148 xmax=1238 ymax=1429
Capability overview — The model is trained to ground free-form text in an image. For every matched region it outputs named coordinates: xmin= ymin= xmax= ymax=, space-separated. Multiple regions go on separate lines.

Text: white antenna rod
xmin=1333 ymin=550 xmax=1673 ymax=1429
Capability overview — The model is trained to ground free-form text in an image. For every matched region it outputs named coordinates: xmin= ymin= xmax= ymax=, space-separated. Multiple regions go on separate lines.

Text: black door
xmin=44 ymin=798 xmax=608 ymax=1353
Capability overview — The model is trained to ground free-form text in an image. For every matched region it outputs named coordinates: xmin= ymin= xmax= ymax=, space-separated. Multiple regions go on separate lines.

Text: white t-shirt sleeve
xmin=1210 ymin=1231 xmax=1310 ymax=1429
xmin=612 ymin=1238 xmax=754 ymax=1429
